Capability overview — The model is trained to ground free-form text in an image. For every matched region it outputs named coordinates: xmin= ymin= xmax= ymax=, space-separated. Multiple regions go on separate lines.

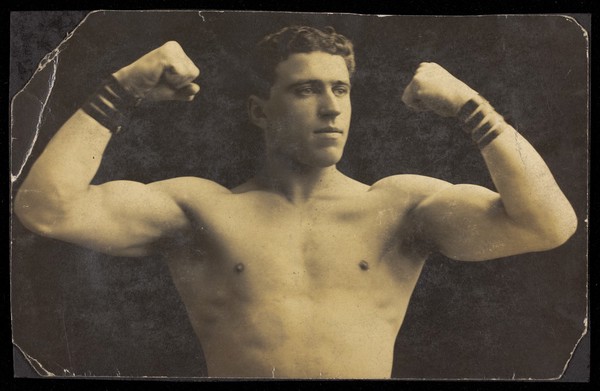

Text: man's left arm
xmin=403 ymin=63 xmax=578 ymax=261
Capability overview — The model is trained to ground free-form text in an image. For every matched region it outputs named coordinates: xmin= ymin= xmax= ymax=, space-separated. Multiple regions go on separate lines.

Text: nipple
xmin=234 ymin=263 xmax=245 ymax=273
xmin=359 ymin=260 xmax=369 ymax=271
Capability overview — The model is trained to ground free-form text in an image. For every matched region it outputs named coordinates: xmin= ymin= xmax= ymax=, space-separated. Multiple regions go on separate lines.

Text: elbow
xmin=14 ymin=203 xmax=51 ymax=237
xmin=533 ymin=206 xmax=578 ymax=250
xmin=14 ymin=190 xmax=65 ymax=237
xmin=14 ymin=190 xmax=34 ymax=230
xmin=16 ymin=215 xmax=57 ymax=238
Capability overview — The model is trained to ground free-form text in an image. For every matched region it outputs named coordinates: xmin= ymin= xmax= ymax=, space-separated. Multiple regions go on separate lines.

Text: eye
xmin=332 ymin=86 xmax=349 ymax=96
xmin=296 ymin=86 xmax=318 ymax=96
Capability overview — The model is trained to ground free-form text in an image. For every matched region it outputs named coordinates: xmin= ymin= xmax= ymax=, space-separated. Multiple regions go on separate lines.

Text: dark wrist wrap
xmin=457 ymin=95 xmax=508 ymax=149
xmin=81 ymin=75 xmax=142 ymax=134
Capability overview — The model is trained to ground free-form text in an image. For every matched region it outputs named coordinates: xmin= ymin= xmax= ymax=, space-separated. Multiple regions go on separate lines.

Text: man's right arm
xmin=14 ymin=41 xmax=207 ymax=257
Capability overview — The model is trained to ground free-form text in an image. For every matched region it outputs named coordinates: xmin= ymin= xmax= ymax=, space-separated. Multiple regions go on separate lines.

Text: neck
xmin=255 ymin=153 xmax=341 ymax=203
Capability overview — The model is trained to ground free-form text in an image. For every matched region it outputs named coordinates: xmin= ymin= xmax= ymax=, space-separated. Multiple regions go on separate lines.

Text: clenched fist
xmin=402 ymin=62 xmax=478 ymax=117
xmin=112 ymin=41 xmax=200 ymax=102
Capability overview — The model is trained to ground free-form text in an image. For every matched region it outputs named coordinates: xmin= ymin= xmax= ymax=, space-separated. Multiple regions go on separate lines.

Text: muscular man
xmin=14 ymin=26 xmax=577 ymax=378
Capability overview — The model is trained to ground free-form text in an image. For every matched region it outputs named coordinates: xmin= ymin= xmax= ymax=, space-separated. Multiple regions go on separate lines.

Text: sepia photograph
xmin=10 ymin=10 xmax=589 ymax=380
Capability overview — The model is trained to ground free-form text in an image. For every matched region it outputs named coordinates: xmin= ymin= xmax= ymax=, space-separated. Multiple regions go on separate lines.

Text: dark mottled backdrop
xmin=10 ymin=11 xmax=589 ymax=380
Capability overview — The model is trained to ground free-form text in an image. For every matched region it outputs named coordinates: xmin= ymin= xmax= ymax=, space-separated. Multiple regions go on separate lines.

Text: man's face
xmin=257 ymin=51 xmax=352 ymax=168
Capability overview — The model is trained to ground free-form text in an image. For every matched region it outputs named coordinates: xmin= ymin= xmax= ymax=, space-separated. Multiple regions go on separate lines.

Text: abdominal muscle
xmin=166 ymin=245 xmax=424 ymax=379
xmin=201 ymin=292 xmax=404 ymax=378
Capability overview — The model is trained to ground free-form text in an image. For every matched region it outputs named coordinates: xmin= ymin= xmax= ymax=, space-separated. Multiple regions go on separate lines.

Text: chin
xmin=306 ymin=150 xmax=344 ymax=168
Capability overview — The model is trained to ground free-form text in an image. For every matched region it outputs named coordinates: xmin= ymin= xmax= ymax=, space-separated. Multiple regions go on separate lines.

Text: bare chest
xmin=168 ymin=194 xmax=423 ymax=302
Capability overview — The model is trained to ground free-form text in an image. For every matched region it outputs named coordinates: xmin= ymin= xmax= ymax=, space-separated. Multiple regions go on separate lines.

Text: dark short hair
xmin=249 ymin=25 xmax=355 ymax=98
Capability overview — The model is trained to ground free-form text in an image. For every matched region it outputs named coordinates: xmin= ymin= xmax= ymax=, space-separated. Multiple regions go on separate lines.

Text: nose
xmin=318 ymin=90 xmax=341 ymax=119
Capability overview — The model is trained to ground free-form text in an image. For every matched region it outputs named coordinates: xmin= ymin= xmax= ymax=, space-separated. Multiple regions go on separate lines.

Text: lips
xmin=314 ymin=127 xmax=343 ymax=134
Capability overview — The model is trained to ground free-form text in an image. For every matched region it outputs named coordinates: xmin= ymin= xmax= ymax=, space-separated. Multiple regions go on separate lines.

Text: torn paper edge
xmin=9 ymin=11 xmax=96 ymax=183
xmin=9 ymin=11 xmax=96 ymax=379
xmin=8 ymin=10 xmax=590 ymax=381
xmin=13 ymin=342 xmax=56 ymax=377
xmin=549 ymin=13 xmax=590 ymax=383
xmin=10 ymin=58 xmax=58 ymax=183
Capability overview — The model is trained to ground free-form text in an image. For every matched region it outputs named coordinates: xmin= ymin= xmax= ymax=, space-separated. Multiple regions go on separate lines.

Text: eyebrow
xmin=286 ymin=79 xmax=352 ymax=90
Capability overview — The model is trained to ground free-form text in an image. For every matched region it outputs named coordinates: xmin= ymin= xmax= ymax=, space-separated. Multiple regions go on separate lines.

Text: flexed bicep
xmin=412 ymin=184 xmax=555 ymax=262
xmin=29 ymin=180 xmax=192 ymax=257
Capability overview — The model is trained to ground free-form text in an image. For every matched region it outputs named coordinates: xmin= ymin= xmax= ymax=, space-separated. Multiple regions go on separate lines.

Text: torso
xmin=162 ymin=174 xmax=430 ymax=378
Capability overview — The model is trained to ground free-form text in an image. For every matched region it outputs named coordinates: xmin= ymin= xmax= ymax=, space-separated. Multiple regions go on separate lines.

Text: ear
xmin=248 ymin=95 xmax=268 ymax=130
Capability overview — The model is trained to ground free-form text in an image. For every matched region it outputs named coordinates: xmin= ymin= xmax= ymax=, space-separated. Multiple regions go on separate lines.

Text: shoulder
xmin=147 ymin=176 xmax=231 ymax=202
xmin=370 ymin=174 xmax=452 ymax=202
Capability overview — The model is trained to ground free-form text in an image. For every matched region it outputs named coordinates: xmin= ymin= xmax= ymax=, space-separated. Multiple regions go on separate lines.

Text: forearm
xmin=404 ymin=63 xmax=577 ymax=257
xmin=479 ymin=121 xmax=577 ymax=243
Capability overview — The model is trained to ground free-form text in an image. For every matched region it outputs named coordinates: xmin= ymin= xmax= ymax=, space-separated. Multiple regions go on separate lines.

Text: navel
xmin=358 ymin=260 xmax=370 ymax=271
xmin=234 ymin=263 xmax=245 ymax=273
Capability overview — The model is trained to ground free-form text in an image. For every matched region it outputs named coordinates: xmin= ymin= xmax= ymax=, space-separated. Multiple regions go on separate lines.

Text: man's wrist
xmin=457 ymin=94 xmax=488 ymax=121
xmin=111 ymin=69 xmax=147 ymax=100
xmin=81 ymin=75 xmax=142 ymax=135
xmin=450 ymin=85 xmax=480 ymax=117
xmin=457 ymin=95 xmax=508 ymax=149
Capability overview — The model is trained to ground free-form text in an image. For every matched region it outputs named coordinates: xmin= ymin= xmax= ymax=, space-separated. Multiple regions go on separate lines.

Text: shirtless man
xmin=14 ymin=26 xmax=577 ymax=378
